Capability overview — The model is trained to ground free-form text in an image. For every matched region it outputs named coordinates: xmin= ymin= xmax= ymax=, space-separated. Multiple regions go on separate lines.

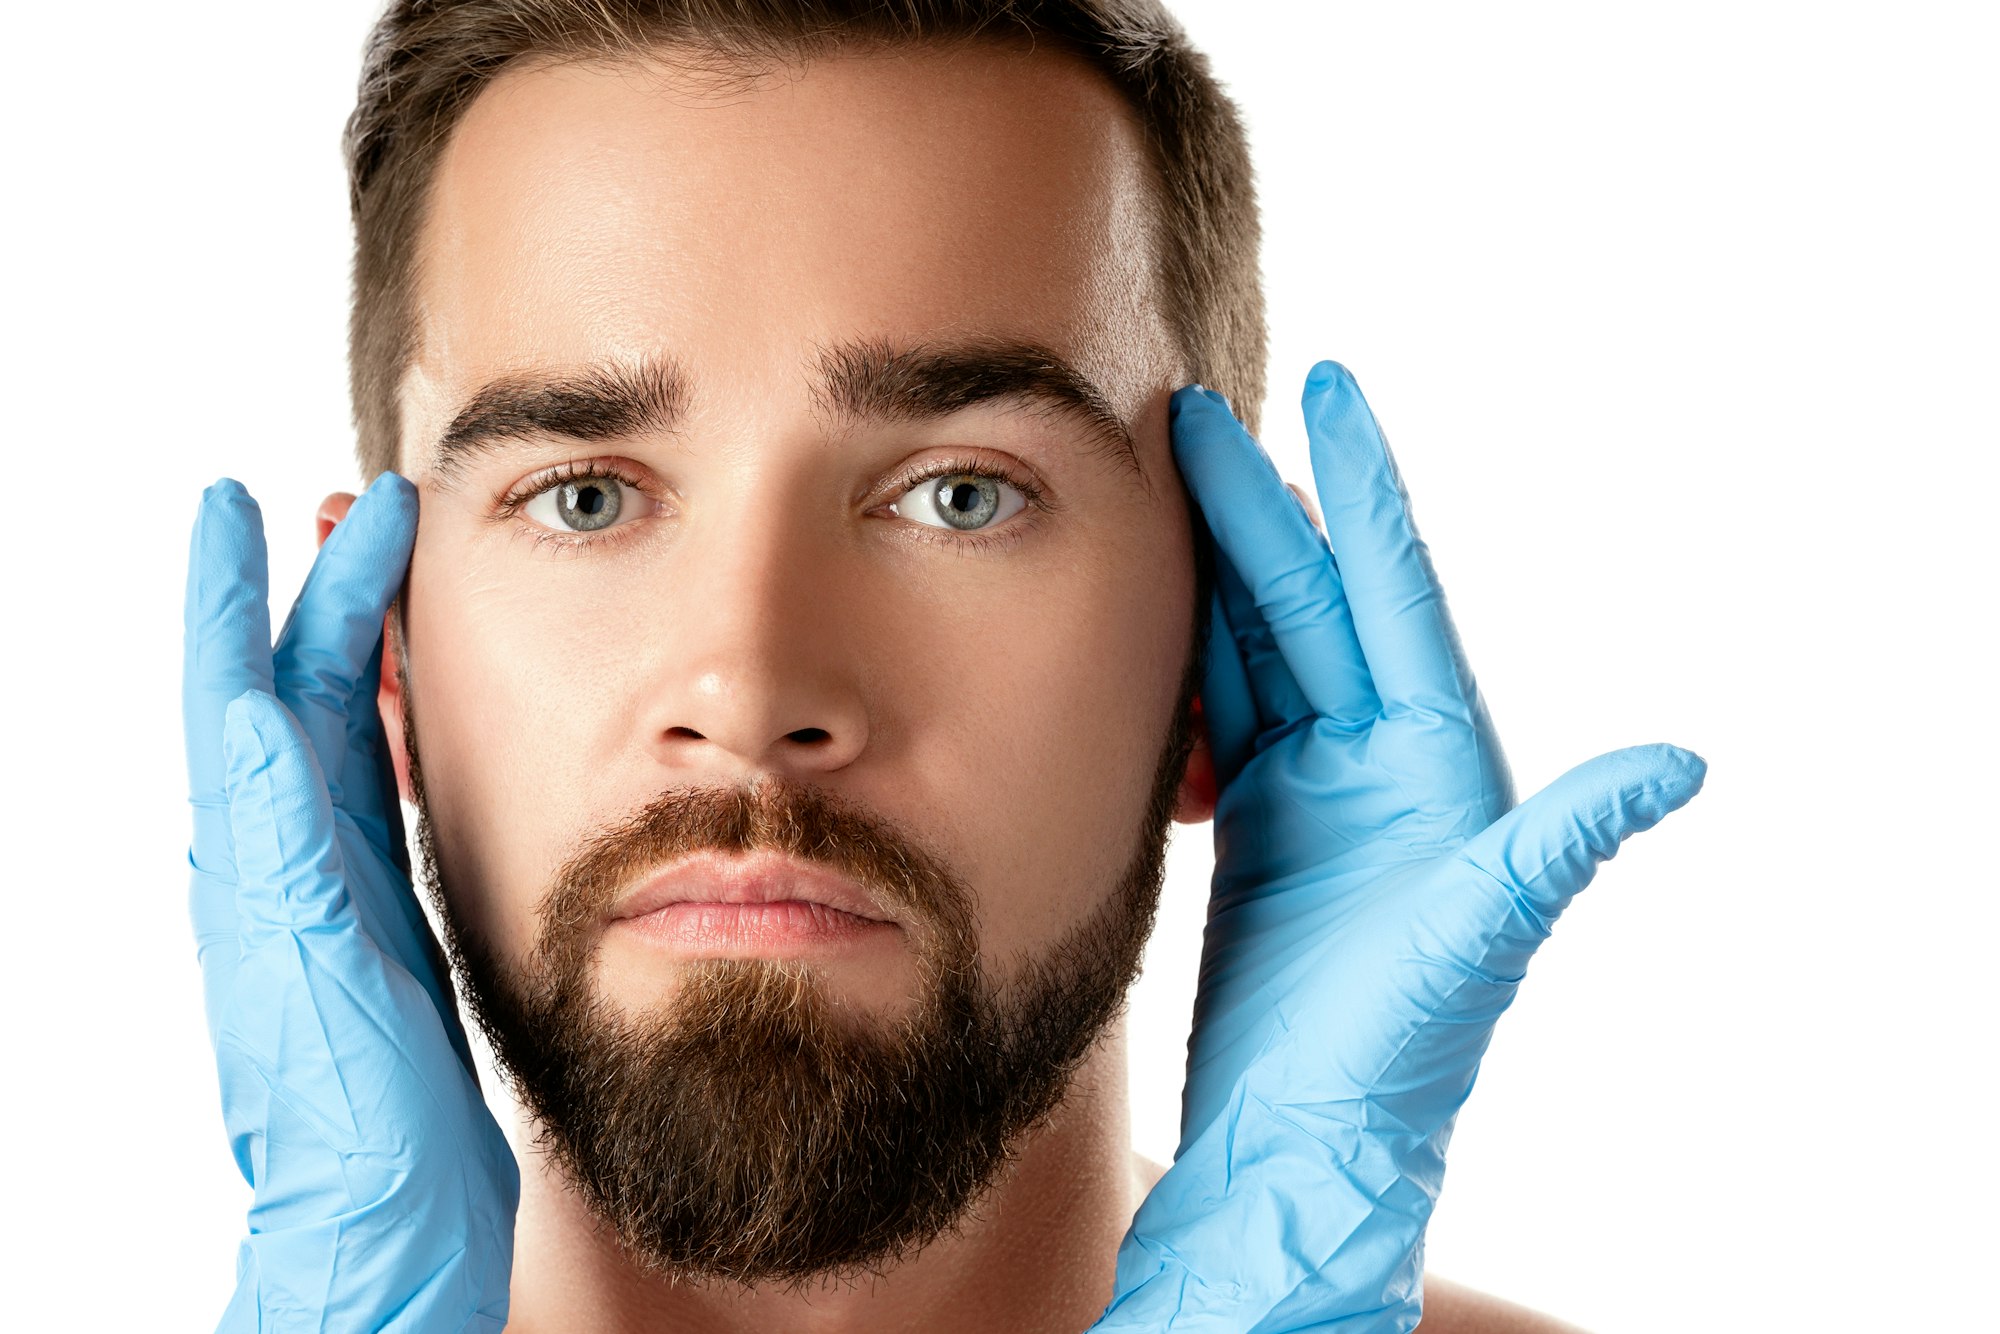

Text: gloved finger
xmin=185 ymin=481 xmax=276 ymax=941
xmin=1198 ymin=580 xmax=1258 ymax=792
xmin=1179 ymin=396 xmax=1306 ymax=739
xmin=1170 ymin=385 xmax=1379 ymax=730
xmin=336 ymin=633 xmax=480 ymax=1076
xmin=1457 ymin=743 xmax=1707 ymax=973
xmin=336 ymin=633 xmax=403 ymax=861
xmin=270 ymin=471 xmax=417 ymax=810
xmin=220 ymin=690 xmax=389 ymax=1178
xmin=224 ymin=686 xmax=480 ymax=1081
xmin=1211 ymin=532 xmax=1315 ymax=740
xmin=223 ymin=689 xmax=362 ymax=951
xmin=1301 ymin=362 xmax=1480 ymax=731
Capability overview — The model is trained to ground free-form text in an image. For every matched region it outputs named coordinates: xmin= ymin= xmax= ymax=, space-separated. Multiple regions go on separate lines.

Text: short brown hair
xmin=343 ymin=0 xmax=1266 ymax=479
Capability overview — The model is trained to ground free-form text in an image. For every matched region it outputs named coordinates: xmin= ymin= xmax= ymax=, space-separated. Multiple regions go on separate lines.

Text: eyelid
xmin=874 ymin=452 xmax=1052 ymax=555
xmin=878 ymin=450 xmax=1055 ymax=513
xmin=492 ymin=449 xmax=1053 ymax=554
xmin=498 ymin=457 xmax=660 ymax=514
xmin=496 ymin=457 xmax=664 ymax=553
xmin=889 ymin=461 xmax=1029 ymax=529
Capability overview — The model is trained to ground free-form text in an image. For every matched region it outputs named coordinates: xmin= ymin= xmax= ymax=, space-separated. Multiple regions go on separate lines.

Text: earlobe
xmin=318 ymin=489 xmax=416 ymax=806
xmin=1173 ymin=694 xmax=1218 ymax=825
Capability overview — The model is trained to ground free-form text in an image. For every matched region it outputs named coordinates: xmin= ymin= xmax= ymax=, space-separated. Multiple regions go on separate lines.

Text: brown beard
xmin=401 ymin=634 xmax=1202 ymax=1286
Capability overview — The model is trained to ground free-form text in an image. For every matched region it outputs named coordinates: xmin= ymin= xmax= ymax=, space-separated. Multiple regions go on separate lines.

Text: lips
xmin=608 ymin=848 xmax=896 ymax=926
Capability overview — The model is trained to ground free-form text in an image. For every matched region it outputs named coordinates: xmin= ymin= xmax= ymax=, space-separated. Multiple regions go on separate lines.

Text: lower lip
xmin=613 ymin=901 xmax=897 ymax=956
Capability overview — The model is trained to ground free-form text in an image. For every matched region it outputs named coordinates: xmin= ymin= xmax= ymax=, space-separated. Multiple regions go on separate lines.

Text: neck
xmin=506 ymin=1019 xmax=1143 ymax=1334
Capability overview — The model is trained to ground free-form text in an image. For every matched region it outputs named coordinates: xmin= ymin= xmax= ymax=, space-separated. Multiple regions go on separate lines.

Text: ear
xmin=1172 ymin=693 xmax=1217 ymax=825
xmin=317 ymin=490 xmax=415 ymax=806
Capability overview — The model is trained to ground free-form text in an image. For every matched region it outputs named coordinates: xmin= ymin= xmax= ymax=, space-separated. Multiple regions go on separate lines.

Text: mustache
xmin=532 ymin=775 xmax=979 ymax=976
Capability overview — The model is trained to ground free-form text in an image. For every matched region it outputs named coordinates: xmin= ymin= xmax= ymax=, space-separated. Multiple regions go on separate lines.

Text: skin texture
xmin=315 ymin=39 xmax=1579 ymax=1334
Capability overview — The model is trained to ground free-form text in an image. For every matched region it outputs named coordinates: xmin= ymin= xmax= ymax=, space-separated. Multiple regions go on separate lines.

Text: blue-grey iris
xmin=558 ymin=479 xmax=621 ymax=531
xmin=932 ymin=475 xmax=999 ymax=530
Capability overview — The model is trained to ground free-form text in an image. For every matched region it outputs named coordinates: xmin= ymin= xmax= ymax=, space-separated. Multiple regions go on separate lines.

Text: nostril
xmin=667 ymin=726 xmax=705 ymax=740
xmin=789 ymin=728 xmax=831 ymax=744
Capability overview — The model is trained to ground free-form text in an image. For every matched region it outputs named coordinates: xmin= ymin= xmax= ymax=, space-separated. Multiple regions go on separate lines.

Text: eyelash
xmin=494 ymin=453 xmax=1051 ymax=555
xmin=887 ymin=453 xmax=1052 ymax=555
xmin=495 ymin=457 xmax=656 ymax=555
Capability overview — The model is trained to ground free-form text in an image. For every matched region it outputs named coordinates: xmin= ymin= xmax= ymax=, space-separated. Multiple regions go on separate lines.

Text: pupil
xmin=576 ymin=485 xmax=605 ymax=515
xmin=949 ymin=483 xmax=977 ymax=513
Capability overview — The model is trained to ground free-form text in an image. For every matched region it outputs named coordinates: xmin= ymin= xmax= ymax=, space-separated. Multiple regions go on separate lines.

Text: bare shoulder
xmin=1417 ymin=1274 xmax=1592 ymax=1334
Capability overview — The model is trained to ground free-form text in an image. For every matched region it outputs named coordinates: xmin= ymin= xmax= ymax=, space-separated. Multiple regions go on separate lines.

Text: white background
xmin=5 ymin=1 xmax=1993 ymax=1329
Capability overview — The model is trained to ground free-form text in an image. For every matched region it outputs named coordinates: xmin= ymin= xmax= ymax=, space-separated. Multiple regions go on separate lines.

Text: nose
xmin=635 ymin=506 xmax=872 ymax=783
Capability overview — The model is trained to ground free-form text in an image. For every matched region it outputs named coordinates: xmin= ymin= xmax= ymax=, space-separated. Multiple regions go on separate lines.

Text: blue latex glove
xmin=183 ymin=474 xmax=517 ymax=1332
xmin=1094 ymin=363 xmax=1706 ymax=1332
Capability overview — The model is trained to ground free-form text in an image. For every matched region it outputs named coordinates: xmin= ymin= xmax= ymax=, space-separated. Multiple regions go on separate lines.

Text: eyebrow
xmin=429 ymin=335 xmax=1146 ymax=492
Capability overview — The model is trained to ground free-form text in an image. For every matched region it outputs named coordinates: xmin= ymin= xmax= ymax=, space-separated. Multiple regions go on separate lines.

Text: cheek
xmin=908 ymin=529 xmax=1194 ymax=962
xmin=400 ymin=529 xmax=635 ymax=964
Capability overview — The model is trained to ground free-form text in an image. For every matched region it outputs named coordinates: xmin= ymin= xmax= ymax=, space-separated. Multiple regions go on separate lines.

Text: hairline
xmin=370 ymin=29 xmax=1188 ymax=479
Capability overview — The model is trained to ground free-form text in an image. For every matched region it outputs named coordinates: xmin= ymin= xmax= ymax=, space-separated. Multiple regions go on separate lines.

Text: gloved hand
xmin=183 ymin=473 xmax=518 ymax=1332
xmin=1094 ymin=363 xmax=1706 ymax=1332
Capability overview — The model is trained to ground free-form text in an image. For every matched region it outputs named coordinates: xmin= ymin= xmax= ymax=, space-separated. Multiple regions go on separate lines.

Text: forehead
xmin=408 ymin=40 xmax=1172 ymax=432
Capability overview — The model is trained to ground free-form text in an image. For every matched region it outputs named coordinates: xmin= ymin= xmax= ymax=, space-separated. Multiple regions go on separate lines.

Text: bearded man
xmin=181 ymin=2 xmax=1704 ymax=1329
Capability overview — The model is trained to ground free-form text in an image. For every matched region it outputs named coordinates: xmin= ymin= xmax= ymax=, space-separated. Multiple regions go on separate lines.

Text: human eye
xmin=505 ymin=460 xmax=659 ymax=546
xmin=887 ymin=457 xmax=1040 ymax=541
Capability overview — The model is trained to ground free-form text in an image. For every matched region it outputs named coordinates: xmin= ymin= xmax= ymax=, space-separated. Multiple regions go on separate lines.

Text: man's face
xmin=383 ymin=39 xmax=1204 ymax=1277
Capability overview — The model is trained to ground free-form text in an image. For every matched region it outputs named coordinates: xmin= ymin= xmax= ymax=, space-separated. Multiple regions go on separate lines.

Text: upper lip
xmin=608 ymin=849 xmax=897 ymax=925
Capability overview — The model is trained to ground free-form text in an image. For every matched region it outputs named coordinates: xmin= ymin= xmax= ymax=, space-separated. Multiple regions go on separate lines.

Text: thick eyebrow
xmin=809 ymin=335 xmax=1145 ymax=487
xmin=428 ymin=334 xmax=1145 ymax=492
xmin=431 ymin=358 xmax=688 ymax=491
